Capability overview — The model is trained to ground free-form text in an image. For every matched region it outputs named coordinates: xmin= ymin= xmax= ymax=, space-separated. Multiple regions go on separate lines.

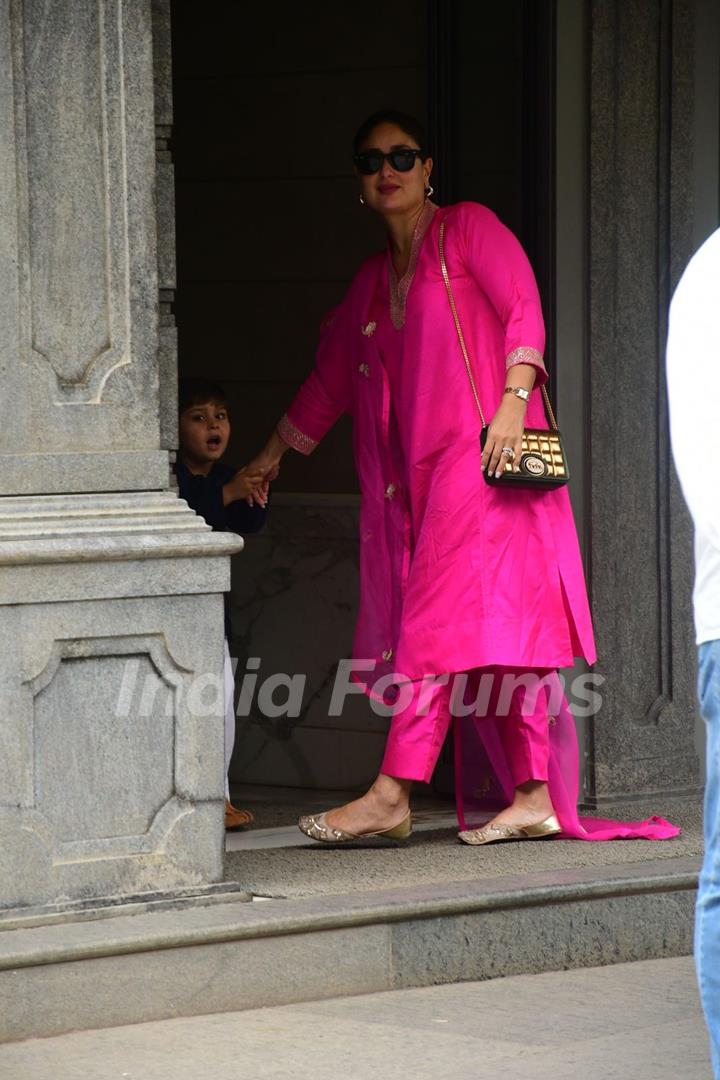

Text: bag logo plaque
xmin=521 ymin=454 xmax=548 ymax=477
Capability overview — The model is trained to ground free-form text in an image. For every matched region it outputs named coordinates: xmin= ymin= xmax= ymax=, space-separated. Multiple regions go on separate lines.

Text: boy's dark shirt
xmin=175 ymin=458 xmax=267 ymax=637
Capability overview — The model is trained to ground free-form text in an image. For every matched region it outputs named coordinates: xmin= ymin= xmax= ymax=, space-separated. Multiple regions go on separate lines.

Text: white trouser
xmin=223 ymin=639 xmax=235 ymax=800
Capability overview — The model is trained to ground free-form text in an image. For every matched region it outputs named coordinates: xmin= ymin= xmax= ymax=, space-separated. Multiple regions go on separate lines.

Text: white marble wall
xmin=228 ymin=498 xmax=390 ymax=791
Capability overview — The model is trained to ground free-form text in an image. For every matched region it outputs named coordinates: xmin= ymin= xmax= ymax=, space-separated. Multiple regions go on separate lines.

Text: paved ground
xmin=224 ymin=786 xmax=702 ymax=899
xmin=0 ymin=957 xmax=709 ymax=1080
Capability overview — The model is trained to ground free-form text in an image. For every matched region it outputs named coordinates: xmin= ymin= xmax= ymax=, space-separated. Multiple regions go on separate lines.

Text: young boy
xmin=176 ymin=378 xmax=268 ymax=830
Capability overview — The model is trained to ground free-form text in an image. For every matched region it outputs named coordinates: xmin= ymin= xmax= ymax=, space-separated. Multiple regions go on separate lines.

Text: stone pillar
xmin=0 ymin=0 xmax=240 ymax=911
xmin=583 ymin=0 xmax=701 ymax=805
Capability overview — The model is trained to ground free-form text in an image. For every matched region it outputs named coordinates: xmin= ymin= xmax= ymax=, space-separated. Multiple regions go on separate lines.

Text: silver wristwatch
xmin=504 ymin=386 xmax=530 ymax=403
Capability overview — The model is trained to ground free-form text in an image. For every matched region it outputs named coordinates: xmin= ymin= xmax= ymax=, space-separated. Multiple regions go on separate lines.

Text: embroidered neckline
xmin=388 ymin=201 xmax=438 ymax=330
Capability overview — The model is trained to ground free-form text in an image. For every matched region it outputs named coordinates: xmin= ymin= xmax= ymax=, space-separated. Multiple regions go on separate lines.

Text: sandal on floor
xmin=225 ymin=799 xmax=254 ymax=830
xmin=458 ymin=813 xmax=561 ymax=846
xmin=298 ymin=810 xmax=412 ymax=844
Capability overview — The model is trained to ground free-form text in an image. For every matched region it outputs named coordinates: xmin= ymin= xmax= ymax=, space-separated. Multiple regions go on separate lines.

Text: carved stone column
xmin=583 ymin=0 xmax=701 ymax=805
xmin=0 ymin=0 xmax=240 ymax=911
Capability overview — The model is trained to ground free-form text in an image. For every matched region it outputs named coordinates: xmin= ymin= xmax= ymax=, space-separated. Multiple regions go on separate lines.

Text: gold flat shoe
xmin=458 ymin=813 xmax=561 ymax=846
xmin=298 ymin=810 xmax=412 ymax=844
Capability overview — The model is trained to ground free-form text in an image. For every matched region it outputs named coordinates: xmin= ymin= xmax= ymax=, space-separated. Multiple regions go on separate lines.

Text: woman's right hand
xmin=243 ymin=430 xmax=290 ymax=506
xmin=240 ymin=455 xmax=277 ymax=507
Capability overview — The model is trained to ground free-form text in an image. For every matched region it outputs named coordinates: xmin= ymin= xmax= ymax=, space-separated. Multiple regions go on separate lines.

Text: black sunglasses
xmin=353 ymin=148 xmax=423 ymax=175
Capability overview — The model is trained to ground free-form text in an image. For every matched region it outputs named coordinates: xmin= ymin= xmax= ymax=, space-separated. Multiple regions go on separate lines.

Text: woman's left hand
xmin=482 ymin=398 xmax=526 ymax=477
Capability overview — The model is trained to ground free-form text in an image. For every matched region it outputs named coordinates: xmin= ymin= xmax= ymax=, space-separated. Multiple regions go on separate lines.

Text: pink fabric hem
xmin=380 ymin=752 xmax=434 ymax=784
xmin=505 ymin=346 xmax=548 ymax=385
xmin=453 ymin=673 xmax=681 ymax=842
xmin=277 ymin=414 xmax=318 ymax=455
xmin=350 ymin=665 xmax=680 ymax=841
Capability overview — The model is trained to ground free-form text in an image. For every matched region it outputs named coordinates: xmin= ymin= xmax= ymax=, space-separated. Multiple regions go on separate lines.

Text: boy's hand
xmin=241 ymin=429 xmax=292 ymax=506
xmin=242 ymin=455 xmax=281 ymax=506
xmin=248 ymin=476 xmax=271 ymax=507
xmin=222 ymin=467 xmax=267 ymax=507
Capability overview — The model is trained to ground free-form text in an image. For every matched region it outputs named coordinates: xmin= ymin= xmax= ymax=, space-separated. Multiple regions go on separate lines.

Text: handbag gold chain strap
xmin=438 ymin=220 xmax=558 ymax=431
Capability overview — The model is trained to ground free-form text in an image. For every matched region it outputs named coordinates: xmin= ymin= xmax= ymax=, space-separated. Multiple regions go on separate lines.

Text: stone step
xmin=0 ymin=855 xmax=698 ymax=1044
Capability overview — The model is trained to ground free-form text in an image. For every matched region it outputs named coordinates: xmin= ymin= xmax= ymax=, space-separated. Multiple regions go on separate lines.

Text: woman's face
xmin=355 ymin=122 xmax=433 ymax=217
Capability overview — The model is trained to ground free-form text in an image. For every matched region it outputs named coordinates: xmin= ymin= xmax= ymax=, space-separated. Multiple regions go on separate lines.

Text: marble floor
xmin=226 ymin=783 xmax=458 ymax=852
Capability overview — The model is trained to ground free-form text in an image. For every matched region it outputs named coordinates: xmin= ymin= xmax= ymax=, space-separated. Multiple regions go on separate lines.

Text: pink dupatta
xmin=454 ymin=673 xmax=680 ymax=840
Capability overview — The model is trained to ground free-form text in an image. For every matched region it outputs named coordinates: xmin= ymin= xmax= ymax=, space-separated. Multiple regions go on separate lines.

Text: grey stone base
xmin=0 ymin=491 xmax=243 ymax=910
xmin=579 ymin=787 xmax=704 ymax=811
xmin=0 ymin=856 xmax=698 ymax=1043
xmin=0 ymin=881 xmax=252 ymax=933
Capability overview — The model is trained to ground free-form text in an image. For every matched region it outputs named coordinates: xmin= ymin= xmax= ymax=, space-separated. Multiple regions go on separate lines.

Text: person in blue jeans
xmin=667 ymin=226 xmax=720 ymax=1078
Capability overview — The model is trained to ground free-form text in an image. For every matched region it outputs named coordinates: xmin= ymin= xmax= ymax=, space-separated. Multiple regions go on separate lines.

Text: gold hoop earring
xmin=425 ymin=184 xmax=434 ymax=199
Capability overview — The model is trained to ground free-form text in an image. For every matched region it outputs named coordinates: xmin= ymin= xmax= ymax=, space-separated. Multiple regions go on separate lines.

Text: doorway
xmin=170 ymin=0 xmax=555 ymax=795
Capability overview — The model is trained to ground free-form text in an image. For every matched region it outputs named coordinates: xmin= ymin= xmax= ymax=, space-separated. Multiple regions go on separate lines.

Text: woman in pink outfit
xmin=249 ymin=110 xmax=678 ymax=846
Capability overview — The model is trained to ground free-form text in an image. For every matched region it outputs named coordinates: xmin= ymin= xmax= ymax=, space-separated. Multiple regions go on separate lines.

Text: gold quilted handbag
xmin=439 ymin=220 xmax=569 ymax=489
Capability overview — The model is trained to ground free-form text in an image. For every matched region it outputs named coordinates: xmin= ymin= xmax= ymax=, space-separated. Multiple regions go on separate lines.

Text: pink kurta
xmin=279 ymin=200 xmax=679 ymax=842
xmin=280 ymin=201 xmax=596 ymax=683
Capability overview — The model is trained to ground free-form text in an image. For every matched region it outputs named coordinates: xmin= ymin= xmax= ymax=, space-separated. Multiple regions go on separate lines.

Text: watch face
xmin=521 ymin=453 xmax=548 ymax=477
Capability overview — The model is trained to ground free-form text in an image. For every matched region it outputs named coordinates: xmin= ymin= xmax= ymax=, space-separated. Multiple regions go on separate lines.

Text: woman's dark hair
xmin=353 ymin=110 xmax=430 ymax=159
xmin=178 ymin=377 xmax=228 ymax=414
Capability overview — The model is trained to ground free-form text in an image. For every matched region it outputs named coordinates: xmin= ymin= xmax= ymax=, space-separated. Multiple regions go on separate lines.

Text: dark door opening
xmin=169 ymin=1 xmax=555 ymax=794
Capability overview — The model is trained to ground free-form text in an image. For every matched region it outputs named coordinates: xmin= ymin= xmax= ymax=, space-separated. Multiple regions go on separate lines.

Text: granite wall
xmin=583 ymin=0 xmax=703 ymax=804
xmin=0 ymin=0 xmax=236 ymax=913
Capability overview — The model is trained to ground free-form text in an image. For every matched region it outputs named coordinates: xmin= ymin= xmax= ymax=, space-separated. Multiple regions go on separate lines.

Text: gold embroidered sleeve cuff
xmin=277 ymin=414 xmax=318 ymax=455
xmin=505 ymin=346 xmax=547 ymax=377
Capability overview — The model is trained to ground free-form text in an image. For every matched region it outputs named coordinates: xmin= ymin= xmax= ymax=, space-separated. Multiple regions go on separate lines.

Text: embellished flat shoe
xmin=298 ymin=810 xmax=412 ymax=844
xmin=458 ymin=813 xmax=561 ymax=846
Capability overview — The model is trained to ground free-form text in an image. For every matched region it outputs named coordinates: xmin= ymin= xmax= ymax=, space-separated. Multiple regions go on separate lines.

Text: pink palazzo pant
xmin=380 ymin=667 xmax=681 ymax=841
xmin=380 ymin=666 xmax=553 ymax=787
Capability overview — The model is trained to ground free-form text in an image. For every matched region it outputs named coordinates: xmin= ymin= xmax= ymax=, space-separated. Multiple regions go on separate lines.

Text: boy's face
xmin=178 ymin=399 xmax=230 ymax=472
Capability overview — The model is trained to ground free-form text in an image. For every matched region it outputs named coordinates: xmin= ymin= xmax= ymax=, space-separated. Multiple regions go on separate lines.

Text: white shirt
xmin=667 ymin=226 xmax=720 ymax=645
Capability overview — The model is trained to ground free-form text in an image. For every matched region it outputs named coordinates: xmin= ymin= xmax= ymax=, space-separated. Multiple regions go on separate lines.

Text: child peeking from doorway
xmin=176 ymin=377 xmax=268 ymax=830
